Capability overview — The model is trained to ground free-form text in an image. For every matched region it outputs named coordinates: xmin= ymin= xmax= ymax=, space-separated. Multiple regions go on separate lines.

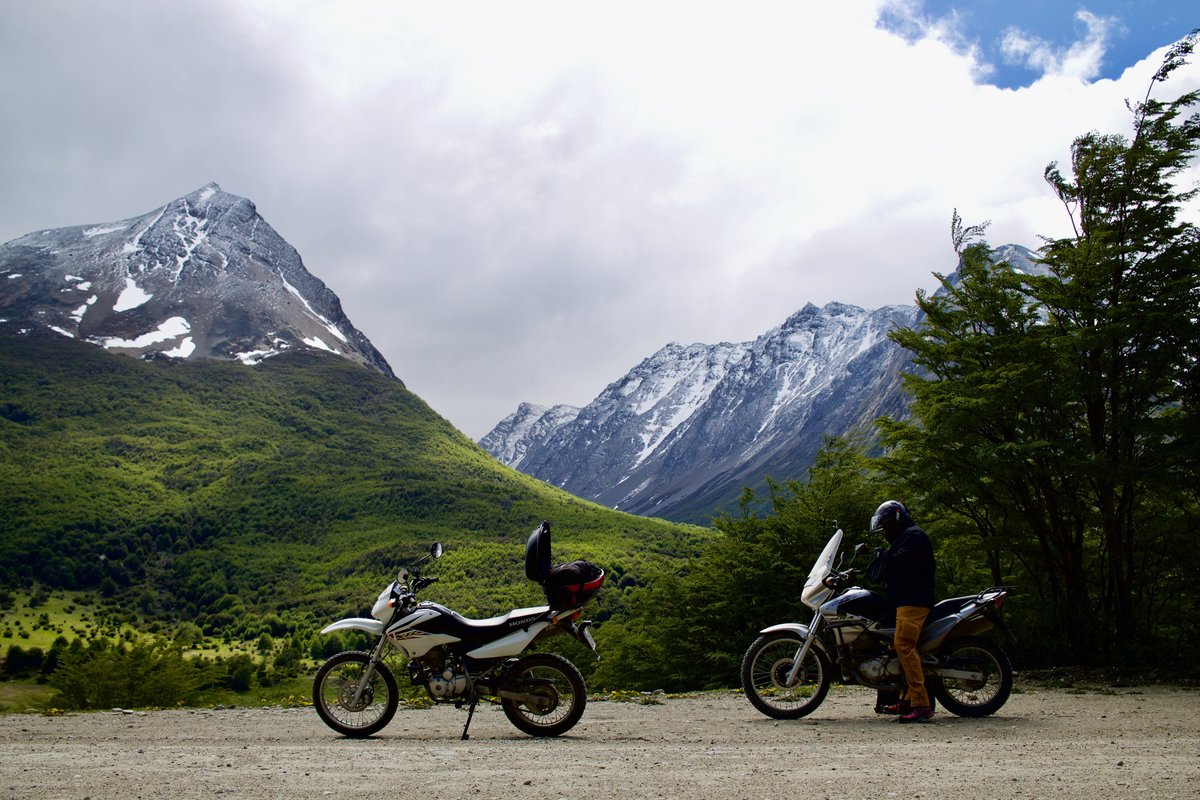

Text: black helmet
xmin=870 ymin=500 xmax=912 ymax=534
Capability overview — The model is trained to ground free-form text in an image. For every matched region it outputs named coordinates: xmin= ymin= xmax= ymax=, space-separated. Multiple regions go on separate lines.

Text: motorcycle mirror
xmin=854 ymin=542 xmax=869 ymax=557
xmin=431 ymin=542 xmax=444 ymax=559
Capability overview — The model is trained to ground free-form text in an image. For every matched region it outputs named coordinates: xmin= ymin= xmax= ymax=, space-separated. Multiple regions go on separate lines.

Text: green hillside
xmin=0 ymin=330 xmax=706 ymax=640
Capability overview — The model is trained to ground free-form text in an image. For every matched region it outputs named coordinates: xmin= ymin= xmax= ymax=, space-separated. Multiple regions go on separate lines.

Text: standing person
xmin=870 ymin=500 xmax=936 ymax=723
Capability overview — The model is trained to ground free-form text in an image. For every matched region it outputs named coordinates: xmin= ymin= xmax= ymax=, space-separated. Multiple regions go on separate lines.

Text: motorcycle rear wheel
xmin=929 ymin=636 xmax=1013 ymax=717
xmin=500 ymin=653 xmax=587 ymax=737
xmin=741 ymin=631 xmax=832 ymax=719
xmin=313 ymin=650 xmax=399 ymax=737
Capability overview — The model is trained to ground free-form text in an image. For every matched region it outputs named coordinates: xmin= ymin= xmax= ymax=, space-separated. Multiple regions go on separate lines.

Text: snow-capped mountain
xmin=483 ymin=302 xmax=919 ymax=522
xmin=481 ymin=244 xmax=1042 ymax=522
xmin=481 ymin=402 xmax=583 ymax=466
xmin=0 ymin=183 xmax=395 ymax=379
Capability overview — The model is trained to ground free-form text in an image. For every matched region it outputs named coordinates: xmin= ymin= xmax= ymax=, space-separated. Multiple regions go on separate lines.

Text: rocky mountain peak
xmin=480 ymin=245 xmax=1040 ymax=521
xmin=0 ymin=184 xmax=396 ymax=380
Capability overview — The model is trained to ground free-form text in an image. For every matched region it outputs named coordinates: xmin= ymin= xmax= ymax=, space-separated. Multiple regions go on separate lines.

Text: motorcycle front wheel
xmin=500 ymin=653 xmax=587 ymax=737
xmin=313 ymin=650 xmax=399 ymax=737
xmin=929 ymin=636 xmax=1013 ymax=717
xmin=741 ymin=631 xmax=832 ymax=719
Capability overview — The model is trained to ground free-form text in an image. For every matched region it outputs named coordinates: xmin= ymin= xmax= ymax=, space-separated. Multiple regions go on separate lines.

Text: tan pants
xmin=895 ymin=605 xmax=931 ymax=709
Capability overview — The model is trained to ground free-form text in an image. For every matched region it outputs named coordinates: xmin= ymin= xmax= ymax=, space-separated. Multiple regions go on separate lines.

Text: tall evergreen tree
xmin=879 ymin=34 xmax=1200 ymax=664
xmin=1037 ymin=34 xmax=1200 ymax=645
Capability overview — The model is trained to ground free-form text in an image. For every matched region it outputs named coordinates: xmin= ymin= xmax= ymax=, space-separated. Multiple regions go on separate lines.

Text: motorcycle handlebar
xmin=822 ymin=568 xmax=861 ymax=588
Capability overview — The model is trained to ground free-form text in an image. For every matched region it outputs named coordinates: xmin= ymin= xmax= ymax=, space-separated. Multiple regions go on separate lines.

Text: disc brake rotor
xmin=770 ymin=659 xmax=799 ymax=688
xmin=338 ymin=680 xmax=374 ymax=712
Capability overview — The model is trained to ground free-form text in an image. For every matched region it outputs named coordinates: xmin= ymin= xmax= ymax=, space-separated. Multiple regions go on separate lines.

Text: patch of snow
xmin=198 ymin=186 xmax=216 ymax=203
xmin=61 ymin=276 xmax=93 ymax=292
xmin=302 ymin=336 xmax=335 ymax=353
xmin=280 ymin=275 xmax=348 ymax=343
xmin=114 ymin=278 xmax=152 ymax=312
xmin=83 ymin=224 xmax=127 ymax=238
xmin=625 ymin=344 xmax=744 ymax=467
xmin=171 ymin=211 xmax=208 ymax=280
xmin=161 ymin=337 xmax=196 ymax=358
xmin=47 ymin=325 xmax=75 ymax=338
xmin=123 ymin=206 xmax=167 ymax=255
xmin=632 ymin=399 xmax=703 ymax=468
xmin=96 ymin=316 xmax=190 ymax=349
xmin=71 ymin=296 xmax=98 ymax=324
xmin=7 ymin=273 xmax=22 ymax=279
xmin=236 ymin=349 xmax=280 ymax=365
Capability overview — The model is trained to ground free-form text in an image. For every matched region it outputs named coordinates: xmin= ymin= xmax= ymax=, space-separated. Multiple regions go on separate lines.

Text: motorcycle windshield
xmin=800 ymin=529 xmax=842 ymax=610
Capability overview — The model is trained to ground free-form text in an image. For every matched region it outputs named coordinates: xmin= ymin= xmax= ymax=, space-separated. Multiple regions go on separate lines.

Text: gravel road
xmin=1 ymin=685 xmax=1196 ymax=799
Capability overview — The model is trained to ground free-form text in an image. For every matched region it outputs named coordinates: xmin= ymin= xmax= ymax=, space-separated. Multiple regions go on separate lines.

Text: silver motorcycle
xmin=741 ymin=526 xmax=1015 ymax=719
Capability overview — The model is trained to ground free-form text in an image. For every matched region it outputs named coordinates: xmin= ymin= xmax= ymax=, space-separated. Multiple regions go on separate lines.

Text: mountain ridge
xmin=0 ymin=183 xmax=395 ymax=380
xmin=482 ymin=245 xmax=1041 ymax=522
xmin=0 ymin=330 xmax=702 ymax=629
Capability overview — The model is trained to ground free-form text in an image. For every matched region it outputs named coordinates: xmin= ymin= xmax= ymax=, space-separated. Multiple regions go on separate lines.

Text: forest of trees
xmin=879 ymin=35 xmax=1199 ymax=668
xmin=593 ymin=35 xmax=1200 ymax=690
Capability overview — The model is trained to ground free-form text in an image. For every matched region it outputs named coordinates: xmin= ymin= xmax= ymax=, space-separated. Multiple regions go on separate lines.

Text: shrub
xmin=49 ymin=638 xmax=212 ymax=709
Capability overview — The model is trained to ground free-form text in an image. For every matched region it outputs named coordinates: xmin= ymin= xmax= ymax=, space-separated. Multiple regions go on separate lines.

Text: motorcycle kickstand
xmin=461 ymin=691 xmax=479 ymax=741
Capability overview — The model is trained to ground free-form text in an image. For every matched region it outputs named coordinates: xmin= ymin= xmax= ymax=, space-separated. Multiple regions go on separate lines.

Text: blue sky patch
xmin=878 ymin=0 xmax=1195 ymax=88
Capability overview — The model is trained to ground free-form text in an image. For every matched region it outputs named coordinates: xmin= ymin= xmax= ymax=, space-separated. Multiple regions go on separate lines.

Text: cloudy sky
xmin=2 ymin=1 xmax=1198 ymax=439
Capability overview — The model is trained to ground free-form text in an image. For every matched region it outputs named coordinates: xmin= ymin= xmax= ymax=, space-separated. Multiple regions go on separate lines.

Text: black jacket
xmin=878 ymin=524 xmax=935 ymax=608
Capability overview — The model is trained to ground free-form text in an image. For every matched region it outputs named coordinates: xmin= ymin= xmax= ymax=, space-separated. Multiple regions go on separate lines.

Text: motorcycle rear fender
xmin=321 ymin=617 xmax=386 ymax=636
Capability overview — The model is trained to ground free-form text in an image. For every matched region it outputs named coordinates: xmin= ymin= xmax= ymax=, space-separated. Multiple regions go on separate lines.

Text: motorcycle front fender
xmin=759 ymin=621 xmax=831 ymax=662
xmin=760 ymin=622 xmax=811 ymax=638
xmin=320 ymin=617 xmax=386 ymax=636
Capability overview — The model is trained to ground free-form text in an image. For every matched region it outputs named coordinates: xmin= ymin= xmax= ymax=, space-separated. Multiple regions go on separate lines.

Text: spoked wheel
xmin=929 ymin=636 xmax=1013 ymax=717
xmin=313 ymin=651 xmax=399 ymax=737
xmin=741 ymin=631 xmax=832 ymax=719
xmin=500 ymin=653 xmax=587 ymax=737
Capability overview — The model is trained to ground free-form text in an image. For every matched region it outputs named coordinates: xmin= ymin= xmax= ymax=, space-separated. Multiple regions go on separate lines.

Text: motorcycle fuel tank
xmin=820 ymin=588 xmax=894 ymax=625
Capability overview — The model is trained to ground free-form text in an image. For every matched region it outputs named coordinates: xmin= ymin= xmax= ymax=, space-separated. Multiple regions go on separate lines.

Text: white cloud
xmin=1000 ymin=11 xmax=1121 ymax=82
xmin=1 ymin=1 xmax=1197 ymax=438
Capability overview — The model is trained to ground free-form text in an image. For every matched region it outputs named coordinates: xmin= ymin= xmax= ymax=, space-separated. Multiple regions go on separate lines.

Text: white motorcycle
xmin=314 ymin=521 xmax=604 ymax=739
xmin=741 ymin=526 xmax=1015 ymax=719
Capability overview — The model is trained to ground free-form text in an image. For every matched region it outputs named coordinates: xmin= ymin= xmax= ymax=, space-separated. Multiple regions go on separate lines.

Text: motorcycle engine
xmin=856 ymin=655 xmax=902 ymax=683
xmin=417 ymin=647 xmax=468 ymax=699
xmin=428 ymin=670 xmax=468 ymax=698
xmin=843 ymin=633 xmax=902 ymax=685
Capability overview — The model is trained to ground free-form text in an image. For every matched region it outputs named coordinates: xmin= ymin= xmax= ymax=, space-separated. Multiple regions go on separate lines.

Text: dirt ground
xmin=0 ymin=684 xmax=1196 ymax=800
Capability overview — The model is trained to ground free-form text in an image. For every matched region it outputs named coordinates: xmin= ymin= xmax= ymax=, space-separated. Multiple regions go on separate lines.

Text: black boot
xmin=874 ymin=689 xmax=906 ymax=715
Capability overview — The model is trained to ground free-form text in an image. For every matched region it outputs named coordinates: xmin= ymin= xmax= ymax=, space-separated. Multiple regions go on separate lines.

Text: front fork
xmin=348 ymin=634 xmax=392 ymax=707
xmin=786 ymin=615 xmax=823 ymax=684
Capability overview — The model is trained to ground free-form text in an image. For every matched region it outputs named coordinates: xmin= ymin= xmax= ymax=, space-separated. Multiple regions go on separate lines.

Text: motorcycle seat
xmin=434 ymin=603 xmax=549 ymax=632
xmin=408 ymin=602 xmax=551 ymax=649
xmin=926 ymin=595 xmax=976 ymax=623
